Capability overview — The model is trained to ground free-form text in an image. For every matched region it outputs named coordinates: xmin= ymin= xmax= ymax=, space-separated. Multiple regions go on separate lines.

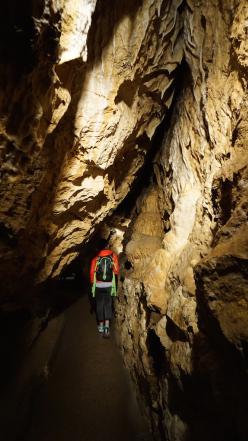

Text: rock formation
xmin=0 ymin=0 xmax=184 ymax=299
xmin=115 ymin=1 xmax=248 ymax=440
xmin=0 ymin=1 xmax=247 ymax=440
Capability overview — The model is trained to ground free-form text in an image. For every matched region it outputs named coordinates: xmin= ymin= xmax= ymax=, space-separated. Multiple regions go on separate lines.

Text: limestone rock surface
xmin=1 ymin=1 xmax=248 ymax=441
xmin=116 ymin=1 xmax=248 ymax=440
xmin=0 ymin=0 xmax=184 ymax=297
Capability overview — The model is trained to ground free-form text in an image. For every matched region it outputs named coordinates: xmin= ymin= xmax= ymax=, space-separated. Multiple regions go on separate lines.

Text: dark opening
xmin=124 ymin=260 xmax=133 ymax=270
xmin=147 ymin=329 xmax=167 ymax=377
xmin=219 ymin=179 xmax=233 ymax=224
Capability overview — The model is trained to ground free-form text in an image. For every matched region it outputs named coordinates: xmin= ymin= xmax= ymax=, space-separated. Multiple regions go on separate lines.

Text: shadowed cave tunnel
xmin=0 ymin=1 xmax=248 ymax=441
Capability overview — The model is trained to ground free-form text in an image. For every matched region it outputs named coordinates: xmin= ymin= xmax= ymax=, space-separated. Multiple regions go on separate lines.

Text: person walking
xmin=90 ymin=246 xmax=120 ymax=338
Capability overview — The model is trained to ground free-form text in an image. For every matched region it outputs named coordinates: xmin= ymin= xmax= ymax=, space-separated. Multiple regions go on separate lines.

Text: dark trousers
xmin=95 ymin=287 xmax=112 ymax=321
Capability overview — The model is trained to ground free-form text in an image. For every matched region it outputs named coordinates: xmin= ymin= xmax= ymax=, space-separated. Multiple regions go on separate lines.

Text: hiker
xmin=90 ymin=246 xmax=120 ymax=337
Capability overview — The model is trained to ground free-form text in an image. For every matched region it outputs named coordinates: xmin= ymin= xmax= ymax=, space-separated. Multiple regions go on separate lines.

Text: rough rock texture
xmin=0 ymin=1 xmax=248 ymax=441
xmin=0 ymin=0 xmax=184 ymax=300
xmin=116 ymin=1 xmax=248 ymax=440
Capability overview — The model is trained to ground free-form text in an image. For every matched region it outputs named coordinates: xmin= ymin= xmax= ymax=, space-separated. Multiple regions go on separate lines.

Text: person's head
xmin=98 ymin=238 xmax=108 ymax=250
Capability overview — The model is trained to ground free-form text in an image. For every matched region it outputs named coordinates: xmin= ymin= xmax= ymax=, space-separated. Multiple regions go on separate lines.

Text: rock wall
xmin=0 ymin=0 xmax=184 ymax=301
xmin=116 ymin=1 xmax=248 ymax=440
xmin=0 ymin=1 xmax=247 ymax=440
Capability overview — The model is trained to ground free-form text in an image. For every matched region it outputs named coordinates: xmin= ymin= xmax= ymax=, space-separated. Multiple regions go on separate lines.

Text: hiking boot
xmin=97 ymin=324 xmax=104 ymax=334
xmin=103 ymin=326 xmax=110 ymax=338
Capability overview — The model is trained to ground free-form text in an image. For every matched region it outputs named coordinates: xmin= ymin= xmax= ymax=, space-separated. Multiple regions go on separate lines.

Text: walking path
xmin=22 ymin=294 xmax=151 ymax=441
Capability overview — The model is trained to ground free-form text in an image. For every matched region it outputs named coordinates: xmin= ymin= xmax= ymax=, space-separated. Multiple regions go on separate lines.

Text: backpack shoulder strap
xmin=92 ymin=270 xmax=97 ymax=297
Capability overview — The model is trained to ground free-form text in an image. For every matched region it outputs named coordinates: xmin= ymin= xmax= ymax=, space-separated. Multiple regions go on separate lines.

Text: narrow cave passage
xmin=1 ymin=1 xmax=248 ymax=441
xmin=17 ymin=289 xmax=151 ymax=441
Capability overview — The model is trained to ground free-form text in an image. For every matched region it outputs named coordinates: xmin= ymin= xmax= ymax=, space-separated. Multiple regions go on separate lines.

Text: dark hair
xmin=98 ymin=238 xmax=108 ymax=250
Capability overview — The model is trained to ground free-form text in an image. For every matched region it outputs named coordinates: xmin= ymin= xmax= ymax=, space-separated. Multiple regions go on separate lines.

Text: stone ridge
xmin=115 ymin=1 xmax=248 ymax=440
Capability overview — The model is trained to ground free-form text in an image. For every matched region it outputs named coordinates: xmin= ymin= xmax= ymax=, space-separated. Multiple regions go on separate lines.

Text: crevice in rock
xmin=0 ymin=222 xmax=18 ymax=247
xmin=219 ymin=179 xmax=233 ymax=224
xmin=124 ymin=259 xmax=133 ymax=270
xmin=211 ymin=176 xmax=235 ymax=240
xmin=147 ymin=329 xmax=167 ymax=377
xmin=0 ymin=3 xmax=39 ymax=73
xmin=111 ymin=58 xmax=189 ymax=246
xmin=166 ymin=316 xmax=188 ymax=343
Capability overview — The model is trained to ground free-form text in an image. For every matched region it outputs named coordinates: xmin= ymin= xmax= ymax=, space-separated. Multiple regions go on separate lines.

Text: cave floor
xmin=21 ymin=293 xmax=151 ymax=441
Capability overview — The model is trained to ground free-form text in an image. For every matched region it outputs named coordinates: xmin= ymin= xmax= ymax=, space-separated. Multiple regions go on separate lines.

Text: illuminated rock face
xmin=59 ymin=0 xmax=98 ymax=64
xmin=116 ymin=1 xmax=248 ymax=440
xmin=0 ymin=0 xmax=184 ymax=293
